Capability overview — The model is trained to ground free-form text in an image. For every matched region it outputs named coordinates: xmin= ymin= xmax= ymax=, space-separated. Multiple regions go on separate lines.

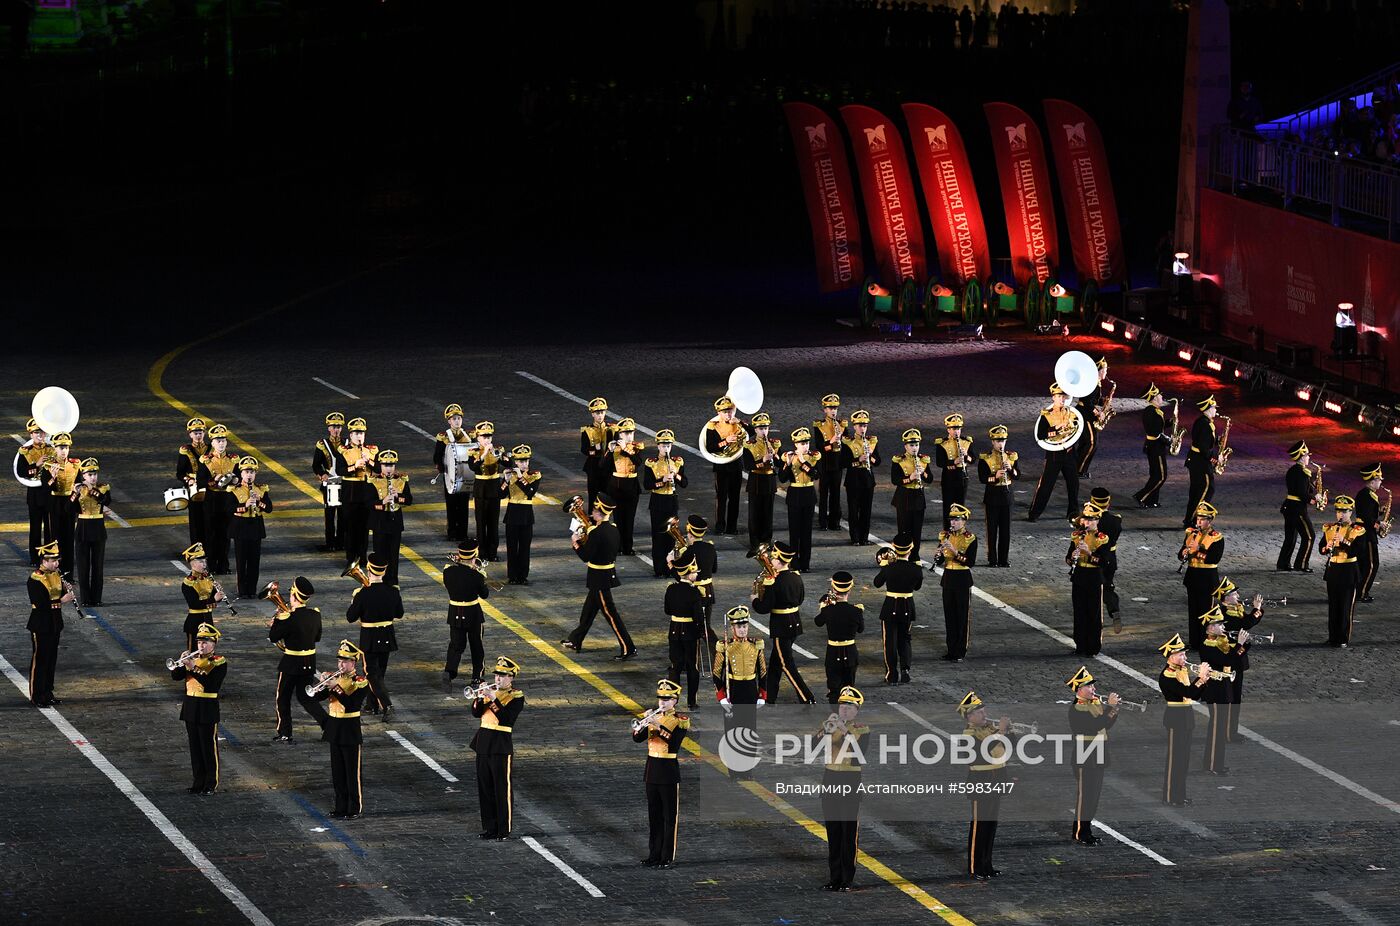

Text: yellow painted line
xmin=148 ymin=284 xmax=973 ymax=925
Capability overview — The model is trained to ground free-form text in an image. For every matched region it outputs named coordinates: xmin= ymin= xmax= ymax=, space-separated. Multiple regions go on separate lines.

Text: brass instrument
xmin=305 ymin=670 xmax=352 ymax=697
xmin=818 ymin=591 xmax=838 ymax=610
xmin=876 ymin=546 xmax=897 ymax=567
xmin=1167 ymin=399 xmax=1186 ymax=455
xmin=1184 ymin=660 xmax=1236 ymax=681
xmin=751 ymin=542 xmax=779 ymax=599
xmin=1007 ymin=720 xmax=1038 ymax=736
xmin=631 ymin=706 xmax=667 ymax=735
xmin=822 ymin=712 xmax=846 ymax=735
xmin=166 ymin=650 xmax=197 ymax=671
xmin=1092 ymin=695 xmax=1148 ymax=712
xmin=1379 ymin=487 xmax=1393 ymax=539
xmin=1310 ymin=462 xmax=1329 ymax=511
xmin=1227 ymin=630 xmax=1275 ymax=644
xmin=464 ymin=680 xmax=502 ymax=701
xmin=1093 ymin=378 xmax=1117 ymax=431
xmin=1262 ymin=596 xmax=1289 ymax=607
xmin=665 ymin=516 xmax=689 ymax=555
xmin=1213 ymin=415 xmax=1233 ymax=475
xmin=563 ymin=494 xmax=590 ymax=541
xmin=470 ymin=558 xmax=506 ymax=592
xmin=259 ymin=581 xmax=290 ymax=613
xmin=13 ymin=438 xmax=57 ymax=488
xmin=341 ymin=562 xmax=371 ymax=588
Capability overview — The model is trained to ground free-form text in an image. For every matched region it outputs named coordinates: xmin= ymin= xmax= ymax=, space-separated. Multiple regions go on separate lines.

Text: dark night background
xmin=1 ymin=0 xmax=1397 ymax=345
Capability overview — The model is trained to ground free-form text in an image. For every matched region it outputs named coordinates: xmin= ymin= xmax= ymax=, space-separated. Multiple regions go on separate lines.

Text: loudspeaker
xmin=1125 ymin=288 xmax=1168 ymax=324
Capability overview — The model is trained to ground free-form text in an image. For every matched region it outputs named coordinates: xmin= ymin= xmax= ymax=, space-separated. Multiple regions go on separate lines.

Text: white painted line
xmin=515 ymin=371 xmax=703 ymax=456
xmin=885 ymin=701 xmax=957 ymax=739
xmin=107 ymin=510 xmax=132 ymax=529
xmin=385 ymin=730 xmax=459 ymax=783
xmin=0 ymin=653 xmax=276 ymax=926
xmin=312 ymin=377 xmax=359 ymax=399
xmin=171 ymin=559 xmax=191 ymax=574
xmin=11 ymin=433 xmax=24 ymax=443
xmin=521 ymin=835 xmax=606 ymax=898
xmin=1313 ymin=891 xmax=1385 ymax=926
xmin=1094 ymin=820 xmax=1175 ymax=866
xmin=398 ymin=420 xmax=437 ymax=441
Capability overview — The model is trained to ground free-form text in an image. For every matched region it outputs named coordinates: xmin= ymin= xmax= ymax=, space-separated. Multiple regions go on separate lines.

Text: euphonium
xmin=563 ymin=494 xmax=590 ymax=535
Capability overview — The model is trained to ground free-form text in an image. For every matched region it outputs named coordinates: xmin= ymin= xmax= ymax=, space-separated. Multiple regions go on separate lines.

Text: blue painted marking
xmin=291 ymin=793 xmax=368 ymax=858
xmin=3 ymin=538 xmax=26 ymax=562
xmin=86 ymin=611 xmax=139 ymax=656
xmin=218 ymin=723 xmax=242 ymax=748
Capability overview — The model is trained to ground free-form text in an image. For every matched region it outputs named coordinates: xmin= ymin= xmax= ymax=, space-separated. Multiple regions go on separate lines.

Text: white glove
xmin=720 ymin=697 xmax=731 ymax=708
xmin=756 ymin=698 xmax=766 ymax=707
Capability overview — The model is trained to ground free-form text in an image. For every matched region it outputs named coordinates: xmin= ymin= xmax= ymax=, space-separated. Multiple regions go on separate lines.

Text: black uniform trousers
xmin=714 ymin=463 xmax=742 ymax=533
xmin=323 ymin=487 xmax=344 ymax=549
xmin=446 ymin=614 xmax=486 ymax=682
xmin=1184 ymin=467 xmax=1215 ymax=527
xmin=984 ymin=496 xmax=1011 ymax=566
xmin=845 ymin=470 xmax=875 ymax=544
xmin=766 ymin=635 xmax=815 ymax=704
xmin=1358 ymin=535 xmax=1380 ymax=598
xmin=477 ymin=753 xmax=513 ymax=836
xmin=895 ymin=504 xmax=926 ymax=561
xmin=370 ymin=530 xmax=402 ymax=587
xmin=1227 ymin=672 xmax=1245 ymax=742
xmin=1101 ymin=552 xmax=1121 ymax=619
xmin=1326 ymin=562 xmax=1357 ymax=645
xmin=570 ymin=587 xmax=635 ymax=655
xmin=786 ymin=487 xmax=816 ymax=572
xmin=823 ymin=643 xmax=858 ymax=703
xmin=330 ymin=744 xmax=363 ymax=815
xmin=649 ymin=499 xmax=678 ymax=577
xmin=365 ymin=651 xmax=392 ymax=712
xmin=506 ymin=523 xmax=533 ymax=582
xmin=275 ymin=668 xmax=328 ymax=738
xmin=474 ymin=489 xmax=501 ymax=560
xmin=822 ymin=771 xmax=862 ymax=888
xmin=1077 ymin=420 xmax=1098 ymax=476
xmin=187 ymin=498 xmax=207 ymax=547
xmin=1071 ymin=570 xmax=1104 ymax=656
xmin=203 ymin=493 xmax=232 ymax=574
xmin=233 ymin=538 xmax=262 ymax=599
xmin=943 ymin=573 xmax=973 ymax=660
xmin=1028 ymin=451 xmax=1078 ymax=521
xmin=1136 ymin=446 xmax=1167 ymax=506
xmin=1184 ymin=569 xmax=1217 ymax=648
xmin=609 ymin=478 xmax=640 ymax=553
xmin=667 ymin=626 xmax=701 ymax=706
xmin=941 ymin=474 xmax=968 ymax=531
xmin=817 ymin=464 xmax=843 ymax=529
xmin=74 ymin=534 xmax=106 ymax=604
xmin=646 ymin=782 xmax=680 ymax=864
xmin=48 ymin=497 xmax=75 ymax=575
xmin=26 ymin=490 xmax=50 ymax=565
xmin=968 ymin=793 xmax=1001 ymax=876
xmin=1278 ymin=503 xmax=1314 ymax=571
xmin=186 ymin=721 xmax=220 ymax=792
xmin=1073 ymin=763 xmax=1105 ymax=842
xmin=444 ymin=487 xmax=471 ymax=542
xmin=344 ymin=484 xmax=371 ymax=567
xmin=1202 ymin=701 xmax=1229 ymax=773
xmin=881 ymin=601 xmax=914 ymax=682
xmin=1162 ymin=709 xmax=1194 ymax=803
xmin=748 ymin=485 xmax=776 ymax=552
xmin=29 ymin=630 xmax=60 ymax=704
xmin=585 ymin=468 xmax=609 ymax=513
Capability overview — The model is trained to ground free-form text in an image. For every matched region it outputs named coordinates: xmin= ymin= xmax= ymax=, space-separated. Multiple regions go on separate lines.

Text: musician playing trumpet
xmin=197 ymin=424 xmax=240 ymax=575
xmin=1067 ymin=504 xmax=1110 ymax=657
xmin=1157 ymin=634 xmax=1210 ymax=806
xmin=634 ymin=679 xmax=690 ymax=869
xmin=313 ymin=411 xmax=346 ymax=552
xmin=434 ymin=404 xmax=471 ymax=543
xmin=1067 ymin=666 xmax=1119 ymax=845
xmin=839 ymin=410 xmax=880 ymax=545
xmin=813 ymin=572 xmax=864 ymax=703
xmin=268 ymin=576 xmax=329 ymax=742
xmin=958 ymin=691 xmax=1014 ymax=880
xmin=874 ymin=534 xmax=923 ymax=682
xmin=310 ymin=640 xmax=370 ymax=819
xmin=368 ymin=449 xmax=411 ymax=586
xmin=1179 ymin=502 xmax=1225 ymax=648
xmin=230 ymin=456 xmax=271 ymax=599
xmin=1277 ymin=440 xmax=1317 ymax=573
xmin=170 ymin=623 xmax=227 ymax=794
xmin=1028 ymin=384 xmax=1080 ymax=523
xmin=1320 ymin=494 xmax=1366 ymax=647
xmin=977 ymin=425 xmax=1019 ymax=567
xmin=818 ymin=686 xmax=869 ymax=892
xmin=742 ymin=412 xmax=780 ymax=554
xmin=502 ymin=444 xmax=542 ymax=585
xmin=753 ymin=541 xmax=815 ymax=704
xmin=780 ymin=427 xmax=821 ymax=572
xmin=27 ymin=541 xmax=72 ymax=706
xmin=891 ymin=428 xmax=934 ymax=560
xmin=643 ymin=429 xmax=688 ymax=577
xmin=71 ymin=457 xmax=111 ymax=607
xmin=1197 ymin=607 xmax=1242 ymax=775
xmin=470 ymin=656 xmax=524 ymax=840
xmin=1214 ymin=576 xmax=1262 ymax=743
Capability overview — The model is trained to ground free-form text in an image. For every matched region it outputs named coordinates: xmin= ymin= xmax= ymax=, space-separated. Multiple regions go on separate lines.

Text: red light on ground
xmin=1177 ymin=348 xmax=1193 ymax=361
xmin=1099 ymin=320 xmax=1116 ymax=334
xmin=1296 ymin=389 xmax=1312 ymax=401
xmin=1324 ymin=400 xmax=1344 ymax=414
xmin=1205 ymin=358 xmax=1223 ymax=372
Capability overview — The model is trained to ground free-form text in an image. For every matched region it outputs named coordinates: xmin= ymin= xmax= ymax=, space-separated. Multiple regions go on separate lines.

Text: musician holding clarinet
xmin=71 ymin=457 xmax=111 ymax=607
xmin=27 ymin=541 xmax=73 ymax=706
xmin=502 ymin=444 xmax=542 ymax=585
xmin=196 ymin=424 xmax=240 ymax=575
xmin=230 ymin=456 xmax=271 ymax=599
xmin=169 ymin=623 xmax=227 ymax=795
xmin=633 ymin=679 xmax=690 ymax=869
xmin=368 ymin=449 xmax=411 ymax=587
xmin=1179 ymin=502 xmax=1225 ymax=648
xmin=180 ymin=543 xmax=231 ymax=652
xmin=469 ymin=656 xmax=524 ymax=841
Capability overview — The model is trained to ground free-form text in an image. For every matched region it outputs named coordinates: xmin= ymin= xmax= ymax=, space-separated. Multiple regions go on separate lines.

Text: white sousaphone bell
xmin=1035 ymin=351 xmax=1097 ymax=452
xmin=14 ymin=386 xmax=80 ymax=489
xmin=698 ymin=366 xmax=765 ymax=465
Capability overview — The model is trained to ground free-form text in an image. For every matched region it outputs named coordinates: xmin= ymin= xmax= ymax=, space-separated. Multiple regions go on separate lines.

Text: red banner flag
xmin=839 ymin=104 xmax=927 ymax=284
xmin=1042 ymin=100 xmax=1126 ymax=285
xmin=901 ymin=103 xmax=991 ymax=286
xmin=984 ymin=102 xmax=1060 ymax=286
xmin=783 ymin=103 xmax=865 ymax=293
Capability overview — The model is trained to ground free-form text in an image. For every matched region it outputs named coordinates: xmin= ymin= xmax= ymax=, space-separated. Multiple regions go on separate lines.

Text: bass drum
xmin=325 ymin=476 xmax=343 ymax=508
xmin=164 ymin=486 xmax=191 ymax=511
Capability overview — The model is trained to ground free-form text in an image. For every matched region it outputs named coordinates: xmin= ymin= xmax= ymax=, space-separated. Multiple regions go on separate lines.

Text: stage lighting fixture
xmin=1323 ymin=398 xmax=1345 ymax=415
xmin=1205 ymin=357 xmax=1224 ymax=372
xmin=1099 ymin=318 xmax=1116 ymax=334
xmin=1177 ymin=347 xmax=1194 ymax=362
xmin=1391 ymin=423 xmax=1400 ymax=438
xmin=1295 ymin=387 xmax=1313 ymax=402
xmin=1172 ymin=252 xmax=1191 ymax=276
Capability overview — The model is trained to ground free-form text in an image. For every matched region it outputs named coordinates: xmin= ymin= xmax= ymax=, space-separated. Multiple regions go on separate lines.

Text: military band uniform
xmin=1133 ymin=393 xmax=1169 ymax=507
xmin=1320 ymin=507 xmax=1365 ymax=646
xmin=1092 ymin=491 xmax=1123 ymax=626
xmin=368 ymin=468 xmax=411 ymax=587
xmin=742 ymin=426 xmax=780 ymax=554
xmin=935 ymin=430 xmax=973 ymax=531
xmin=890 ymin=442 xmax=934 ymax=560
xmin=713 ymin=610 xmax=766 ymax=779
xmin=176 ymin=426 xmax=209 ymax=546
xmin=1354 ymin=483 xmax=1382 ymax=601
xmin=813 ymin=402 xmax=848 ymax=530
xmin=977 ymin=443 xmax=1019 ymax=567
xmin=753 ymin=554 xmax=815 ymax=704
xmin=337 ymin=429 xmax=378 ymax=569
xmin=269 ymin=585 xmax=330 ymax=740
xmin=959 ymin=695 xmax=1009 ymax=879
xmin=346 ymin=559 xmax=403 ymax=714
xmin=820 ymin=691 xmax=869 ymax=891
xmin=71 ymin=469 xmax=110 ymax=606
xmin=579 ymin=402 xmax=615 ymax=511
xmin=27 ymin=551 xmax=66 ymax=706
xmin=442 ymin=546 xmax=490 ymax=684
xmin=1197 ymin=622 xmax=1239 ymax=774
xmin=1278 ymin=457 xmax=1316 ymax=572
xmin=1184 ymin=410 xmax=1218 ymax=528
xmin=20 ymin=430 xmax=54 ymax=562
xmin=633 ymin=691 xmax=689 ymax=867
xmin=704 ymin=407 xmax=750 ymax=534
xmin=874 ymin=545 xmax=922 ymax=682
xmin=1067 ymin=524 xmax=1109 ymax=657
xmin=1028 ymin=399 xmax=1079 ymax=521
xmin=44 ymin=448 xmax=80 ymax=575
xmin=564 ymin=503 xmax=636 ymax=657
xmin=606 ymin=430 xmax=645 ymax=556
xmin=197 ymin=445 xmax=241 ymax=575
xmin=1180 ymin=517 xmax=1225 ymax=648
xmin=181 ymin=553 xmax=219 ymax=653
xmin=938 ymin=524 xmax=978 ymax=661
xmin=170 ymin=631 xmax=226 ymax=794
xmin=1157 ymin=643 xmax=1203 ymax=805
xmin=684 ymin=520 xmax=719 ymax=648
xmin=813 ymin=588 xmax=863 ymax=703
xmin=1220 ymin=596 xmax=1261 ymax=742
xmin=779 ymin=445 xmax=820 ymax=572
xmin=503 ymin=459 xmax=541 ymax=585
xmin=312 ymin=651 xmax=370 ymax=818
xmin=1067 ymin=674 xmax=1117 ymax=844
xmin=434 ymin=420 xmax=473 ymax=541
xmin=840 ymin=423 xmax=880 ymax=544
xmin=1076 ymin=380 xmax=1103 ymax=477
xmin=642 ymin=444 xmax=688 ymax=577
xmin=313 ymin=420 xmax=345 ymax=551
xmin=467 ymin=430 xmax=505 ymax=561
xmin=664 ymin=557 xmax=706 ymax=708
xmin=229 ymin=471 xmax=271 ymax=598
xmin=471 ymin=664 xmax=524 ymax=839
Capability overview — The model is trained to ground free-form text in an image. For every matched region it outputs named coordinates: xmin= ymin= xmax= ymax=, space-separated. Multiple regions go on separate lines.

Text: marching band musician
xmin=753 ymin=541 xmax=815 ymax=704
xmin=1028 ymin=384 xmax=1080 ymax=522
xmin=714 ymin=606 xmax=766 ymax=779
xmin=959 ymin=692 xmax=1011 ymax=880
xmin=229 ymin=456 xmax=271 ymax=599
xmin=634 ymin=679 xmax=690 ymax=869
xmin=311 ymin=640 xmax=371 ymax=819
xmin=1075 ymin=357 xmax=1109 ymax=479
xmin=42 ymin=432 xmax=79 ymax=575
xmin=170 ymin=622 xmax=227 ymax=794
xmin=813 ymin=393 xmax=848 ymax=531
xmin=313 ymin=412 xmax=345 ymax=552
xmin=502 ymin=444 xmax=541 ymax=585
xmin=890 ymin=428 xmax=933 ymax=560
xmin=742 ymin=412 xmax=780 ymax=555
xmin=1277 ymin=440 xmax=1317 ymax=573
xmin=976 ymin=426 xmax=1018 ymax=567
xmin=705 ymin=396 xmax=750 ymax=535
xmin=176 ymin=417 xmax=209 ymax=547
xmin=1066 ymin=666 xmax=1119 ymax=846
xmin=196 ymin=424 xmax=240 ymax=575
xmin=470 ymin=656 xmax=524 ymax=840
xmin=269 ymin=576 xmax=328 ymax=742
xmin=1215 ymin=577 xmax=1262 ymax=743
xmin=1179 ymin=502 xmax=1225 ymax=648
xmin=441 ymin=541 xmax=490 ymax=689
xmin=1089 ymin=488 xmax=1123 ymax=633
xmin=674 ymin=516 xmax=719 ymax=656
xmin=579 ymin=397 xmax=614 ymax=511
xmin=1355 ymin=463 xmax=1384 ymax=603
xmin=874 ymin=533 xmax=922 ymax=682
xmin=780 ymin=427 xmax=821 ymax=572
xmin=346 ymin=553 xmax=403 ymax=719
xmin=606 ymin=417 xmax=644 ymax=557
xmin=338 ymin=418 xmax=378 ymax=569
xmin=561 ymin=493 xmax=636 ymax=659
xmin=813 ymin=572 xmax=863 ymax=703
xmin=1320 ymin=495 xmax=1365 ymax=647
xmin=20 ymin=418 xmax=53 ymax=563
xmin=664 ymin=550 xmax=705 ymax=710
xmin=1183 ymin=396 xmax=1220 ymax=528
xmin=433 ymin=404 xmax=472 ymax=542
xmin=368 ymin=449 xmax=411 ymax=587
xmin=840 ymin=410 xmax=880 ymax=546
xmin=71 ymin=457 xmax=110 ymax=606
xmin=1066 ymin=504 xmax=1110 ymax=657
xmin=180 ymin=543 xmax=224 ymax=652
xmin=468 ymin=421 xmax=505 ymax=562
xmin=27 ymin=541 xmax=71 ymax=706
xmin=1132 ymin=385 xmax=1169 ymax=508
xmin=1197 ymin=607 xmax=1241 ymax=775
xmin=1157 ymin=634 xmax=1209 ymax=807
xmin=819 ymin=686 xmax=869 ymax=893
xmin=938 ymin=505 xmax=978 ymax=662
xmin=936 ymin=413 xmax=974 ymax=531
xmin=643 ymin=429 xmax=688 ymax=577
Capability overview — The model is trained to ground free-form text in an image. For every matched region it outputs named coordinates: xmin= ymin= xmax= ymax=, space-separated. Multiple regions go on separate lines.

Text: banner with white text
xmin=984 ymin=102 xmax=1060 ymax=286
xmin=1042 ymin=99 xmax=1126 ymax=285
xmin=783 ymin=102 xmax=865 ymax=293
xmin=901 ymin=103 xmax=991 ymax=286
xmin=839 ymin=104 xmax=928 ymax=285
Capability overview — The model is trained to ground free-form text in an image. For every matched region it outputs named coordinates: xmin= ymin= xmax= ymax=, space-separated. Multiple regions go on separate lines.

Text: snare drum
xmin=325 ymin=475 xmax=342 ymax=508
xmin=164 ymin=486 xmax=191 ymax=511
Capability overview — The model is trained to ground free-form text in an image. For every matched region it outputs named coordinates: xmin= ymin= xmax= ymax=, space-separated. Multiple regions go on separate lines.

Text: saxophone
xmin=1167 ymin=399 xmax=1186 ymax=455
xmin=1378 ymin=487 xmax=1393 ymax=538
xmin=1213 ymin=415 xmax=1233 ymax=475
xmin=1310 ymin=463 xmax=1328 ymax=511
xmin=1093 ymin=379 xmax=1117 ymax=431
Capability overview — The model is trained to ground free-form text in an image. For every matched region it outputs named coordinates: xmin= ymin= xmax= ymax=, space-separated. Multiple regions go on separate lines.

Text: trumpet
xmin=166 ymin=650 xmax=197 ymax=671
xmin=305 ymin=670 xmax=350 ymax=697
xmin=1228 ymin=630 xmax=1275 ymax=644
xmin=341 ymin=562 xmax=371 ymax=588
xmin=1093 ymin=696 xmax=1148 ymax=712
xmin=1185 ymin=660 xmax=1236 ymax=681
xmin=1007 ymin=720 xmax=1038 ymax=736
xmin=631 ymin=706 xmax=667 ymax=735
xmin=464 ymin=680 xmax=502 ymax=701
xmin=823 ymin=712 xmax=845 ymax=735
xmin=1262 ymin=596 xmax=1289 ymax=607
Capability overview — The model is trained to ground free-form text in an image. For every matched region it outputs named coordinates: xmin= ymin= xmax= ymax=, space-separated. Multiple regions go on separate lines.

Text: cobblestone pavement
xmin=3 ymin=256 xmax=1398 ymax=926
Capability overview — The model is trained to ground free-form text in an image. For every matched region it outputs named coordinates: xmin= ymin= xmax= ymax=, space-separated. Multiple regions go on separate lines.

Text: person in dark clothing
xmin=1277 ymin=440 xmax=1318 ymax=573
xmin=1156 ymin=634 xmax=1208 ymax=807
xmin=345 ymin=554 xmax=403 ymax=719
xmin=977 ymin=425 xmax=1019 ymax=566
xmin=433 ymin=404 xmax=472 ymax=542
xmin=813 ymin=571 xmax=864 ymax=703
xmin=742 ymin=413 xmax=780 ymax=554
xmin=268 ymin=576 xmax=330 ymax=742
xmin=70 ymin=458 xmax=110 ymax=606
xmin=441 ymin=540 xmax=491 ymax=688
xmin=311 ymin=640 xmax=371 ymax=818
xmin=367 ymin=450 xmax=411 ymax=587
xmin=840 ymin=410 xmax=881 ymax=545
xmin=704 ymin=396 xmax=750 ymax=534
xmin=818 ymin=686 xmax=869 ymax=892
xmin=229 ymin=456 xmax=271 ymax=599
xmin=469 ymin=656 xmax=525 ymax=840
xmin=502 ymin=445 xmax=541 ymax=585
xmin=890 ymin=429 xmax=934 ymax=560
xmin=1133 ymin=385 xmax=1171 ymax=508
xmin=752 ymin=541 xmax=815 ymax=704
xmin=633 ymin=679 xmax=690 ymax=868
xmin=642 ymin=430 xmax=688 ymax=576
xmin=562 ymin=493 xmax=635 ymax=657
xmin=873 ymin=533 xmax=923 ymax=681
xmin=664 ymin=551 xmax=706 ymax=709
xmin=1066 ymin=666 xmax=1119 ymax=845
xmin=314 ymin=412 xmax=346 ymax=551
xmin=467 ymin=421 xmax=506 ymax=561
xmin=170 ymin=623 xmax=228 ymax=794
xmin=27 ymin=541 xmax=72 ymax=706
xmin=936 ymin=505 xmax=978 ymax=661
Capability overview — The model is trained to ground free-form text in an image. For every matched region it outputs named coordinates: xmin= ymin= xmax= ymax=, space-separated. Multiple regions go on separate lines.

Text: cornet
xmin=341 ymin=562 xmax=371 ymax=588
xmin=1007 ymin=721 xmax=1038 ymax=736
xmin=1228 ymin=630 xmax=1275 ymax=644
xmin=166 ymin=650 xmax=196 ymax=670
xmin=305 ymin=670 xmax=351 ymax=697
xmin=876 ymin=546 xmax=897 ymax=567
xmin=464 ymin=680 xmax=502 ymax=701
xmin=822 ymin=712 xmax=845 ymax=735
xmin=1093 ymin=696 xmax=1149 ymax=712
xmin=1185 ymin=660 xmax=1236 ymax=681
xmin=631 ymin=706 xmax=667 ymax=735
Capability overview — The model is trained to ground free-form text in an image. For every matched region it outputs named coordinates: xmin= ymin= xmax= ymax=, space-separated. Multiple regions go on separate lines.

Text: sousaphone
xmin=698 ymin=366 xmax=764 ymax=465
xmin=1035 ymin=352 xmax=1096 ymax=451
xmin=14 ymin=387 xmax=80 ymax=488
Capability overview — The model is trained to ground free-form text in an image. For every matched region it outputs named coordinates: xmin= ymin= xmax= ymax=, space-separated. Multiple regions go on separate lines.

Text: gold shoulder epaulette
xmin=30 ymin=570 xmax=43 ymax=581
xmin=855 ymin=603 xmax=865 ymax=610
xmin=210 ymin=655 xmax=227 ymax=666
xmin=436 ymin=432 xmax=448 ymax=442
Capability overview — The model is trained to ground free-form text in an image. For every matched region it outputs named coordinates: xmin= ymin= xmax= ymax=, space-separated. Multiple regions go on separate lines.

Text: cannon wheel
xmin=922 ymin=275 xmax=941 ymax=327
xmin=961 ymin=278 xmax=984 ymax=325
xmin=1081 ymin=279 xmax=1101 ymax=325
xmin=859 ymin=277 xmax=876 ymax=328
xmin=1024 ymin=278 xmax=1044 ymax=328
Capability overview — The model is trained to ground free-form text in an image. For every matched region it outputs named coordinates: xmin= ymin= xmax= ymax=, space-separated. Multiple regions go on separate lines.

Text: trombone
xmin=1092 ymin=696 xmax=1149 ymax=712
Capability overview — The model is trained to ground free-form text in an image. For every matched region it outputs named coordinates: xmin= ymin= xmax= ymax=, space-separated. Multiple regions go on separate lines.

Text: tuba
xmin=1036 ymin=352 xmax=1095 ymax=451
xmin=698 ymin=367 xmax=764 ymax=464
